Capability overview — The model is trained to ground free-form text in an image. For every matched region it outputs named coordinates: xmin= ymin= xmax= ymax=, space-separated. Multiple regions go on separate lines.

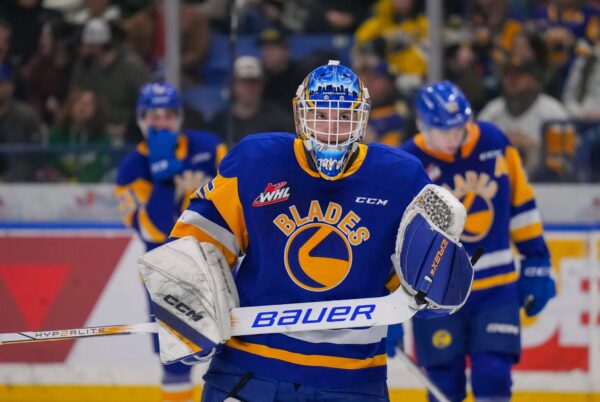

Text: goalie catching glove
xmin=392 ymin=184 xmax=474 ymax=318
xmin=138 ymin=237 xmax=239 ymax=365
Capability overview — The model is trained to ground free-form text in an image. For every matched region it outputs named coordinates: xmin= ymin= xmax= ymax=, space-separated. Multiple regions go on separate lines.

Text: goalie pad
xmin=392 ymin=184 xmax=474 ymax=318
xmin=138 ymin=237 xmax=239 ymax=364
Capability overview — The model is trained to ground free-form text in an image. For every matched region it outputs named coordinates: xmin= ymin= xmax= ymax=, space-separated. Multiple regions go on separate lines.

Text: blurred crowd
xmin=1 ymin=0 xmax=600 ymax=183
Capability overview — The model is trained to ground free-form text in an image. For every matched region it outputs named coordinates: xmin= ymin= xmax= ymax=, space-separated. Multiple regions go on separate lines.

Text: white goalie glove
xmin=138 ymin=237 xmax=239 ymax=364
xmin=392 ymin=184 xmax=475 ymax=317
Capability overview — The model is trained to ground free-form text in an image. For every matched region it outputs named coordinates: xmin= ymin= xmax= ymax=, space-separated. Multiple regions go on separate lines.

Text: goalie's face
xmin=304 ymin=107 xmax=362 ymax=145
xmin=423 ymin=125 xmax=466 ymax=156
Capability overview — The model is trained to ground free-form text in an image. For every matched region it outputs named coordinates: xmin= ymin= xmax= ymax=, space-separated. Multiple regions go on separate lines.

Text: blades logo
xmin=253 ymin=181 xmax=290 ymax=207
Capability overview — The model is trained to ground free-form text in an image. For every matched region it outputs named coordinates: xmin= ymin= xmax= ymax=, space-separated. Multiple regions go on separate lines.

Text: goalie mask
xmin=294 ymin=60 xmax=371 ymax=180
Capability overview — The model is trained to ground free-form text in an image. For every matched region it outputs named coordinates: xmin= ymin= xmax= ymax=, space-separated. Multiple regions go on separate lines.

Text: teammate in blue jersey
xmin=147 ymin=61 xmax=475 ymax=402
xmin=390 ymin=81 xmax=556 ymax=402
xmin=115 ymin=82 xmax=226 ymax=402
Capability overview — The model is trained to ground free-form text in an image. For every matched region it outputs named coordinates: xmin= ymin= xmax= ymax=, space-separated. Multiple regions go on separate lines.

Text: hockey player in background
xmin=137 ymin=61 xmax=475 ymax=401
xmin=115 ymin=82 xmax=226 ymax=402
xmin=389 ymin=81 xmax=556 ymax=402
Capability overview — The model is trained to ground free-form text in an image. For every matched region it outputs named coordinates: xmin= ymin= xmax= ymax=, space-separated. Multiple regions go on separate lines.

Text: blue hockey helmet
xmin=416 ymin=81 xmax=472 ymax=130
xmin=294 ymin=60 xmax=371 ymax=180
xmin=136 ymin=82 xmax=181 ymax=116
xmin=136 ymin=82 xmax=182 ymax=135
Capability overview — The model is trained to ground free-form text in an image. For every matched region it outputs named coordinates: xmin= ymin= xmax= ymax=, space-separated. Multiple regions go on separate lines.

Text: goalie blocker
xmin=140 ymin=184 xmax=474 ymax=365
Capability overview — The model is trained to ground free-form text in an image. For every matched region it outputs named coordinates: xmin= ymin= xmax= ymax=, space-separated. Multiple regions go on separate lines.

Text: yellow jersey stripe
xmin=506 ymin=146 xmax=535 ymax=207
xmin=472 ymin=271 xmax=518 ymax=291
xmin=226 ymin=338 xmax=387 ymax=370
xmin=138 ymin=208 xmax=168 ymax=243
xmin=119 ymin=178 xmax=153 ymax=204
xmin=170 ymin=222 xmax=238 ymax=267
xmin=460 ymin=123 xmax=480 ymax=159
xmin=203 ymin=174 xmax=248 ymax=254
xmin=511 ymin=222 xmax=544 ymax=243
xmin=156 ymin=318 xmax=202 ymax=353
xmin=175 ymin=135 xmax=189 ymax=161
xmin=215 ymin=143 xmax=228 ymax=167
xmin=385 ymin=272 xmax=400 ymax=293
xmin=178 ymin=209 xmax=240 ymax=256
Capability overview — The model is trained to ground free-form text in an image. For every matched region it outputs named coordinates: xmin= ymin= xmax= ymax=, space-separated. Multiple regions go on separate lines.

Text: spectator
xmin=532 ymin=0 xmax=600 ymax=96
xmin=69 ymin=0 xmax=122 ymax=25
xmin=354 ymin=0 xmax=428 ymax=94
xmin=209 ymin=55 xmax=294 ymax=146
xmin=0 ymin=63 xmax=43 ymax=181
xmin=465 ymin=0 xmax=525 ymax=98
xmin=238 ymin=0 xmax=286 ymax=34
xmin=444 ymin=43 xmax=487 ymax=113
xmin=562 ymin=32 xmax=600 ymax=118
xmin=70 ymin=18 xmax=149 ymax=144
xmin=478 ymin=60 xmax=570 ymax=175
xmin=123 ymin=0 xmax=209 ymax=83
xmin=509 ymin=30 xmax=555 ymax=93
xmin=46 ymin=88 xmax=112 ymax=182
xmin=257 ymin=27 xmax=305 ymax=114
xmin=1 ymin=0 xmax=62 ymax=67
xmin=21 ymin=21 xmax=76 ymax=125
xmin=303 ymin=0 xmax=375 ymax=33
xmin=356 ymin=58 xmax=407 ymax=146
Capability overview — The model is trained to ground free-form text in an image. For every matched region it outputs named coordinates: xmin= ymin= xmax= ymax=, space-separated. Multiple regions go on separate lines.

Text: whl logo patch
xmin=253 ymin=181 xmax=290 ymax=207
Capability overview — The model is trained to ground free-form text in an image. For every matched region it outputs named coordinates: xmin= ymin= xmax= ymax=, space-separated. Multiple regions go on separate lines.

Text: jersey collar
xmin=413 ymin=122 xmax=480 ymax=162
xmin=293 ymin=138 xmax=368 ymax=180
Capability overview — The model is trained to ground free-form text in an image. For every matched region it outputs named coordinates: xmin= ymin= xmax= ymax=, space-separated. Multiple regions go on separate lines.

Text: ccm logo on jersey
xmin=355 ymin=196 xmax=388 ymax=206
xmin=253 ymin=181 xmax=291 ymax=207
xmin=252 ymin=304 xmax=376 ymax=328
xmin=163 ymin=295 xmax=203 ymax=321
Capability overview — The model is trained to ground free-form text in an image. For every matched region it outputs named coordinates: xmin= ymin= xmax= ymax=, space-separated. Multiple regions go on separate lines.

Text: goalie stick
xmin=0 ymin=247 xmax=484 ymax=346
xmin=0 ymin=283 xmax=416 ymax=345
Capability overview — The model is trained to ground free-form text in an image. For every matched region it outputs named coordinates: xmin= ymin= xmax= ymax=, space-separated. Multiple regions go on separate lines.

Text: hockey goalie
xmin=139 ymin=60 xmax=474 ymax=401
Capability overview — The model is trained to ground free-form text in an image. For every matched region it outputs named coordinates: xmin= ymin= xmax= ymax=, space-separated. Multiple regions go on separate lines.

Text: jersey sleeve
xmin=115 ymin=153 xmax=176 ymax=250
xmin=505 ymin=144 xmax=551 ymax=261
xmin=169 ymin=148 xmax=248 ymax=268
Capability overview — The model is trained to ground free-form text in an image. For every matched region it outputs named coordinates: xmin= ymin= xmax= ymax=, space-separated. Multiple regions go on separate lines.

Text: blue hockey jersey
xmin=115 ymin=130 xmax=226 ymax=251
xmin=169 ymin=133 xmax=431 ymax=387
xmin=401 ymin=121 xmax=551 ymax=309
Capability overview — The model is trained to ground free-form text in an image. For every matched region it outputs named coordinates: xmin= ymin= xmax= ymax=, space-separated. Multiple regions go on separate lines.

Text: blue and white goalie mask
xmin=294 ymin=60 xmax=371 ymax=180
